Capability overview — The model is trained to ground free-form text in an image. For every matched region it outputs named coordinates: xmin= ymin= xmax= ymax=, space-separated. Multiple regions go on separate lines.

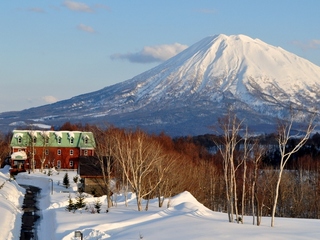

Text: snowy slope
xmin=1 ymin=169 xmax=320 ymax=240
xmin=1 ymin=34 xmax=320 ymax=135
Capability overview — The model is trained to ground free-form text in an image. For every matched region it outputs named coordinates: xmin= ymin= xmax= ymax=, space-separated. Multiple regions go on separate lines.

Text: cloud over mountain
xmin=42 ymin=96 xmax=58 ymax=104
xmin=291 ymin=39 xmax=320 ymax=51
xmin=77 ymin=23 xmax=95 ymax=33
xmin=63 ymin=0 xmax=93 ymax=13
xmin=1 ymin=34 xmax=320 ymax=136
xmin=111 ymin=43 xmax=188 ymax=63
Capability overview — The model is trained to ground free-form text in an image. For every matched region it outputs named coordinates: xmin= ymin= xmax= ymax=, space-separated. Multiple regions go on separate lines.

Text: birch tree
xmin=250 ymin=139 xmax=265 ymax=225
xmin=113 ymin=129 xmax=168 ymax=211
xmin=213 ymin=113 xmax=244 ymax=222
xmin=91 ymin=125 xmax=117 ymax=208
xmin=271 ymin=113 xmax=316 ymax=227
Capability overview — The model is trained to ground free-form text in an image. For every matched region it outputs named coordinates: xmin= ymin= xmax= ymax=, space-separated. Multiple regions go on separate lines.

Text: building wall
xmin=83 ymin=177 xmax=106 ymax=197
xmin=10 ymin=130 xmax=96 ymax=171
xmin=11 ymin=146 xmax=93 ymax=170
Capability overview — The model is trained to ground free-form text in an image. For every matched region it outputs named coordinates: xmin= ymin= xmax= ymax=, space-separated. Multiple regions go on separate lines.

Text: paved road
xmin=20 ymin=185 xmax=41 ymax=240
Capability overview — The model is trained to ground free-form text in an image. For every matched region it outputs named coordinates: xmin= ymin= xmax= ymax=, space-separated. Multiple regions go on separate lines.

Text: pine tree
xmin=66 ymin=194 xmax=75 ymax=212
xmin=75 ymin=192 xmax=86 ymax=209
xmin=94 ymin=198 xmax=102 ymax=213
xmin=63 ymin=173 xmax=70 ymax=188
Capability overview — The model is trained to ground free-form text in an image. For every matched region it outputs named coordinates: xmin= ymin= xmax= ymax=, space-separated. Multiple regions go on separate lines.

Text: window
xmin=57 ymin=160 xmax=61 ymax=169
xmin=84 ymin=150 xmax=88 ymax=156
xmin=58 ymin=137 xmax=62 ymax=144
xmin=69 ymin=161 xmax=73 ymax=168
xmin=84 ymin=137 xmax=89 ymax=144
xmin=57 ymin=149 xmax=61 ymax=155
xmin=70 ymin=149 xmax=74 ymax=155
xmin=33 ymin=137 xmax=37 ymax=144
xmin=70 ymin=138 xmax=74 ymax=144
xmin=45 ymin=137 xmax=49 ymax=144
xmin=18 ymin=137 xmax=22 ymax=144
xmin=45 ymin=149 xmax=49 ymax=155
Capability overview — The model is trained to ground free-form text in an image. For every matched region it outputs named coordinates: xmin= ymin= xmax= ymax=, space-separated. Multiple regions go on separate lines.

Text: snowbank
xmin=0 ymin=167 xmax=25 ymax=240
xmin=0 ymin=168 xmax=320 ymax=239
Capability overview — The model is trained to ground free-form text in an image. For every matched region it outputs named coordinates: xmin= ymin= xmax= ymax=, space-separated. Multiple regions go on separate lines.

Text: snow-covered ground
xmin=0 ymin=167 xmax=320 ymax=240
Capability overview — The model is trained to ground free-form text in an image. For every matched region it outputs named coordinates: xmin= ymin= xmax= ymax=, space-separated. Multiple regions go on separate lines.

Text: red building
xmin=10 ymin=130 xmax=96 ymax=173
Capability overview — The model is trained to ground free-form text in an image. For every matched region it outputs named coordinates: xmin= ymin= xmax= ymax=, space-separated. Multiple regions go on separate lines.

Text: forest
xmin=1 ymin=113 xmax=320 ymax=227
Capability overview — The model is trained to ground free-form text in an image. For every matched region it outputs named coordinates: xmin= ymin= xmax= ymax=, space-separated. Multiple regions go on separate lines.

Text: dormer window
xmin=70 ymin=137 xmax=74 ymax=144
xmin=54 ymin=132 xmax=63 ymax=144
xmin=33 ymin=136 xmax=37 ymax=144
xmin=84 ymin=137 xmax=89 ymax=144
xmin=45 ymin=137 xmax=49 ymax=144
xmin=18 ymin=136 xmax=22 ymax=144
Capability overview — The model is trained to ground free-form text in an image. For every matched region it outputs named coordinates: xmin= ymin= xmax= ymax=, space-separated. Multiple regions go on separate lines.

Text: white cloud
xmin=111 ymin=43 xmax=188 ymax=63
xmin=42 ymin=96 xmax=58 ymax=104
xmin=77 ymin=24 xmax=95 ymax=33
xmin=63 ymin=0 xmax=93 ymax=13
xmin=291 ymin=39 xmax=320 ymax=51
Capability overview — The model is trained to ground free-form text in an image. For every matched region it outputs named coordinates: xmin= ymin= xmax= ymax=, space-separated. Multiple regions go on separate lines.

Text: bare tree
xmin=250 ymin=139 xmax=265 ymax=225
xmin=0 ymin=132 xmax=10 ymax=167
xmin=271 ymin=113 xmax=316 ymax=227
xmin=113 ymin=129 xmax=168 ymax=211
xmin=27 ymin=130 xmax=37 ymax=172
xmin=213 ymin=113 xmax=244 ymax=222
xmin=90 ymin=125 xmax=117 ymax=208
xmin=38 ymin=131 xmax=53 ymax=173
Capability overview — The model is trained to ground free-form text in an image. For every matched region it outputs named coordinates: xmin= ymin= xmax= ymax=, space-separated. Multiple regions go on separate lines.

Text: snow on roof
xmin=41 ymin=131 xmax=51 ymax=138
xmin=28 ymin=131 xmax=38 ymax=138
xmin=68 ymin=132 xmax=75 ymax=139
xmin=14 ymin=133 xmax=23 ymax=138
xmin=54 ymin=131 xmax=63 ymax=138
xmin=11 ymin=151 xmax=27 ymax=160
xmin=82 ymin=134 xmax=90 ymax=139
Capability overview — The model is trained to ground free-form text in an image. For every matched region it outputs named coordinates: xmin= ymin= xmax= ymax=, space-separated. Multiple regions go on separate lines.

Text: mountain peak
xmin=1 ymin=34 xmax=319 ymax=136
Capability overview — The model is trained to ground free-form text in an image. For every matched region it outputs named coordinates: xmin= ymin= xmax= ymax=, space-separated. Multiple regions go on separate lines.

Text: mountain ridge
xmin=1 ymin=34 xmax=319 ymax=136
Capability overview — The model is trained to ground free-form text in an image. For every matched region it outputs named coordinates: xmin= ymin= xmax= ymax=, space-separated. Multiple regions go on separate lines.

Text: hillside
xmin=1 ymin=34 xmax=320 ymax=136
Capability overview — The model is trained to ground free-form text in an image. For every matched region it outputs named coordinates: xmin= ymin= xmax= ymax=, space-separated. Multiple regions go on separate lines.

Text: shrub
xmin=63 ymin=173 xmax=70 ymax=188
xmin=94 ymin=198 xmax=102 ymax=213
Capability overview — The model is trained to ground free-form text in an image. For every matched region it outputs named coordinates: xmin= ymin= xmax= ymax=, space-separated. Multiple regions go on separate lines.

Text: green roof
xmin=10 ymin=130 xmax=96 ymax=149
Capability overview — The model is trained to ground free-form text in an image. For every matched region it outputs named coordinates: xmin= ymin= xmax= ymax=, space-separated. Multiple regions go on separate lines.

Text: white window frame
xmin=69 ymin=161 xmax=73 ymax=168
xmin=57 ymin=149 xmax=61 ymax=155
xmin=57 ymin=160 xmax=61 ymax=169
xmin=70 ymin=149 xmax=74 ymax=155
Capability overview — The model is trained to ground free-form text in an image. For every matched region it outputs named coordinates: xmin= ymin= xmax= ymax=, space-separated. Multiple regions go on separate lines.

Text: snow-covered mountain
xmin=1 ymin=34 xmax=320 ymax=136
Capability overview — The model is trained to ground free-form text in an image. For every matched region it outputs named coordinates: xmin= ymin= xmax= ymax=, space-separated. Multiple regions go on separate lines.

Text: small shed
xmin=78 ymin=156 xmax=107 ymax=196
xmin=10 ymin=151 xmax=28 ymax=174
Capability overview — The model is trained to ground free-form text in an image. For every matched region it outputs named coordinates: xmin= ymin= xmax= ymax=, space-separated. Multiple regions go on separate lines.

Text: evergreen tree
xmin=75 ymin=192 xmax=86 ymax=209
xmin=94 ymin=198 xmax=102 ymax=213
xmin=63 ymin=173 xmax=70 ymax=188
xmin=66 ymin=194 xmax=75 ymax=212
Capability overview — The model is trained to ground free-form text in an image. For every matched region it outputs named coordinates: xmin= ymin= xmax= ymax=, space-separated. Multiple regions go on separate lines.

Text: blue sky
xmin=1 ymin=0 xmax=320 ymax=112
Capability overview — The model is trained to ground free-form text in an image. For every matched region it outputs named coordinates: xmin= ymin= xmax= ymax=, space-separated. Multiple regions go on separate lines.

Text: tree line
xmin=0 ymin=111 xmax=318 ymax=227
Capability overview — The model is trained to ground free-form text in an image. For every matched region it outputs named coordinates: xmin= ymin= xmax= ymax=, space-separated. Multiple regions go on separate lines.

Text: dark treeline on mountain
xmin=191 ymin=132 xmax=320 ymax=168
xmin=1 ymin=118 xmax=320 ymax=226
